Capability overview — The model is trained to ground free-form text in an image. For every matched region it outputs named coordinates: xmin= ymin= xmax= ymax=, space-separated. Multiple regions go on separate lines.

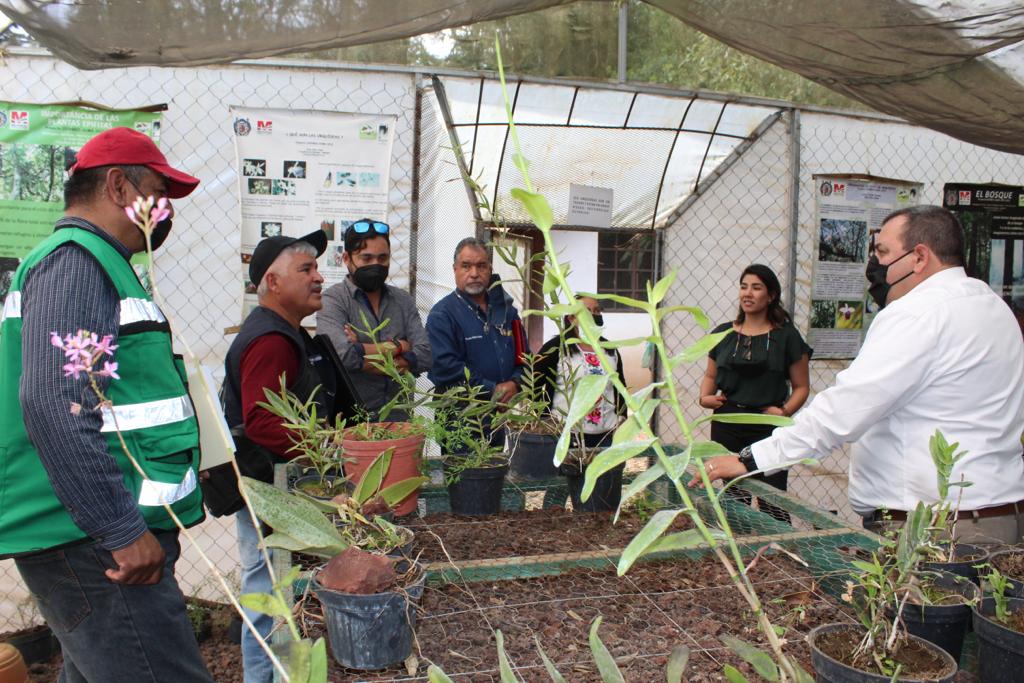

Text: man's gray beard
xmin=464 ymin=283 xmax=486 ymax=295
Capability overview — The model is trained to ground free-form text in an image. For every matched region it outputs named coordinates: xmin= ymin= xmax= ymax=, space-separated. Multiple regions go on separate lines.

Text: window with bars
xmin=597 ymin=231 xmax=656 ymax=308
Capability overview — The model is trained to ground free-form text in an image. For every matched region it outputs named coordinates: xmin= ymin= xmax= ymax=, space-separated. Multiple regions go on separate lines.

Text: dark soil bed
xmin=405 ymin=508 xmax=699 ymax=563
xmin=991 ymin=549 xmax=1024 ymax=580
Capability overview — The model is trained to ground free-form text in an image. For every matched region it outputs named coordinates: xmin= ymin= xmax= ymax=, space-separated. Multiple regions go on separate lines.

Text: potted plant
xmin=432 ymin=392 xmax=510 ymax=515
xmin=973 ymin=567 xmax=1024 ymax=682
xmin=241 ymin=449 xmax=428 ymax=671
xmin=340 ymin=416 xmax=426 ymax=516
xmin=809 ymin=505 xmax=959 ymax=682
xmin=258 ymin=378 xmax=348 ymax=499
xmin=503 ymin=352 xmax=562 ymax=481
xmin=988 ymin=548 xmax=1024 ymax=598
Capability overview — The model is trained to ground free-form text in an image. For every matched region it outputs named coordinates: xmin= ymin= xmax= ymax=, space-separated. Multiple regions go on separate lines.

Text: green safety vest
xmin=0 ymin=227 xmax=204 ymax=556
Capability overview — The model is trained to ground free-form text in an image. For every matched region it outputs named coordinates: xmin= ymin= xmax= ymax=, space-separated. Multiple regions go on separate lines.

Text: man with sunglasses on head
xmin=0 ymin=128 xmax=213 ymax=681
xmin=317 ymin=218 xmax=431 ymax=421
xmin=700 ymin=206 xmax=1024 ymax=545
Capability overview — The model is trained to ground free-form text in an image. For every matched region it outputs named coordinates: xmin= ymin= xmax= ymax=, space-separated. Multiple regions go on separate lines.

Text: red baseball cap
xmin=70 ymin=127 xmax=200 ymax=198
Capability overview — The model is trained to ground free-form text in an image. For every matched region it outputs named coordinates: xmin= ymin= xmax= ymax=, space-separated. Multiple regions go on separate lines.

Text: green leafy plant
xmin=425 ymin=616 xmax=691 ymax=683
xmin=919 ymin=430 xmax=973 ymax=562
xmin=987 ymin=567 xmax=1013 ymax=624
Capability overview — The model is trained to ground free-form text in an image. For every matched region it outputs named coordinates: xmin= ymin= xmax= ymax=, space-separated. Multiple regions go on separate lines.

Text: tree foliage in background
xmin=302 ymin=1 xmax=865 ymax=110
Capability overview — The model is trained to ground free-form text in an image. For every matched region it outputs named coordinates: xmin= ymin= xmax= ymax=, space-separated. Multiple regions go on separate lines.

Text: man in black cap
xmin=221 ymin=229 xmax=335 ymax=683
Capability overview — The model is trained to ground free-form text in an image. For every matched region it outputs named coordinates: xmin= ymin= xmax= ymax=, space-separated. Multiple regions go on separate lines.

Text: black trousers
xmin=710 ymin=406 xmax=790 ymax=524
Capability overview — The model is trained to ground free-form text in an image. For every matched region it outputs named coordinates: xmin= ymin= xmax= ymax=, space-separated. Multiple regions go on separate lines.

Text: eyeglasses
xmin=347 ymin=220 xmax=389 ymax=236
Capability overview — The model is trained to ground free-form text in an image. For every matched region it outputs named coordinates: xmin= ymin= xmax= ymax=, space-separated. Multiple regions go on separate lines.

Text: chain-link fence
xmin=2 ymin=49 xmax=1024 ymax=635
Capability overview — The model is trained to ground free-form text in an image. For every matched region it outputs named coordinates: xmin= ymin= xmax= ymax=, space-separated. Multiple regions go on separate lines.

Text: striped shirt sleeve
xmin=20 ymin=244 xmax=147 ymax=551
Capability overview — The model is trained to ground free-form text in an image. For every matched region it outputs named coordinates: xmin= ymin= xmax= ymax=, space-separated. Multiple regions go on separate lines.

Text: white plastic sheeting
xmin=435 ymin=75 xmax=780 ymax=228
xmin=3 ymin=1 xmax=1024 ymax=154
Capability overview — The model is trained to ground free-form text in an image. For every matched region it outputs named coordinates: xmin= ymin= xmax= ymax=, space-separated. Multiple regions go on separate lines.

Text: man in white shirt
xmin=702 ymin=205 xmax=1024 ymax=544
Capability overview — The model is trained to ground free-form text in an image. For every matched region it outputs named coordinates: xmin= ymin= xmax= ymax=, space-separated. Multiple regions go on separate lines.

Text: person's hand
xmin=687 ymin=455 xmax=747 ymax=488
xmin=107 ymin=530 xmax=165 ymax=585
xmin=394 ymin=357 xmax=411 ymax=372
xmin=700 ymin=393 xmax=727 ymax=410
xmin=493 ymin=381 xmax=518 ymax=404
xmin=762 ymin=406 xmax=785 ymax=416
xmin=342 ymin=324 xmax=359 ymax=344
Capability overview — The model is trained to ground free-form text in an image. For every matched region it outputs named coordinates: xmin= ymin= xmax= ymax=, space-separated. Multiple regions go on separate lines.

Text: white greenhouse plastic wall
xmin=2 ymin=51 xmax=1024 ymax=629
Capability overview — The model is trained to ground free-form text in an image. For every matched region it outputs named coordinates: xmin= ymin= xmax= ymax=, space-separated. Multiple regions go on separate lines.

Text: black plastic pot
xmin=313 ymin=562 xmax=426 ymax=670
xmin=445 ymin=463 xmax=508 ymax=515
xmin=564 ymin=462 xmax=625 ymax=513
xmin=921 ymin=543 xmax=989 ymax=585
xmin=5 ymin=624 xmax=58 ymax=665
xmin=507 ymin=430 xmax=559 ymax=480
xmin=808 ymin=623 xmax=957 ymax=683
xmin=973 ymin=597 xmax=1024 ymax=683
xmin=988 ymin=549 xmax=1024 ymax=598
xmin=889 ymin=570 xmax=978 ymax=662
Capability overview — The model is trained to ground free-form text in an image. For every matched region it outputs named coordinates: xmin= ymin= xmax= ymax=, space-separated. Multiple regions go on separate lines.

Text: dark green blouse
xmin=707 ymin=321 xmax=812 ymax=409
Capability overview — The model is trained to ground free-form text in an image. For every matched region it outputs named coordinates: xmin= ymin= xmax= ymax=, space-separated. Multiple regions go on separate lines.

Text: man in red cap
xmin=0 ymin=127 xmax=213 ymax=681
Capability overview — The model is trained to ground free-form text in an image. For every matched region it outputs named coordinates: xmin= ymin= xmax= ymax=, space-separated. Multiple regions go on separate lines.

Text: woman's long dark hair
xmin=735 ymin=264 xmax=791 ymax=327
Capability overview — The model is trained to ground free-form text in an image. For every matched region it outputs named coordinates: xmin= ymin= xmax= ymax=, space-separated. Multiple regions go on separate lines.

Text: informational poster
xmin=943 ymin=183 xmax=1024 ymax=333
xmin=568 ymin=184 xmax=613 ymax=228
xmin=0 ymin=102 xmax=164 ymax=298
xmin=230 ymin=106 xmax=396 ymax=319
xmin=809 ymin=175 xmax=922 ymax=359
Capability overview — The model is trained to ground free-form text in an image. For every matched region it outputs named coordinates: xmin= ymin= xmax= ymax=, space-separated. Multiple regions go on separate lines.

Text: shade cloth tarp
xmin=3 ymin=0 xmax=1024 ymax=154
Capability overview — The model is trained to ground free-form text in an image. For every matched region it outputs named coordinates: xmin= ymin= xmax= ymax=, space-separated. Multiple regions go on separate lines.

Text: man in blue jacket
xmin=426 ymin=237 xmax=524 ymax=405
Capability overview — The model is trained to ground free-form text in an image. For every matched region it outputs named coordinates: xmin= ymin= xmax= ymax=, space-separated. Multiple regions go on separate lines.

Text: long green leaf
xmin=240 ymin=592 xmax=292 ymax=619
xmin=679 ymin=330 xmax=732 ymax=363
xmin=723 ymin=664 xmax=748 ymax=683
xmin=242 ymin=477 xmax=346 ymax=554
xmin=588 ymin=292 xmax=649 ymax=310
xmin=263 ymin=532 xmax=341 ymax=559
xmin=650 ymin=271 xmax=676 ymax=305
xmin=309 ymin=637 xmax=328 ymax=683
xmin=510 ymin=188 xmax=553 ymax=231
xmin=616 ymin=462 xmax=665 ymax=522
xmin=792 ymin=660 xmax=815 ymax=683
xmin=617 ymin=509 xmax=684 ymax=575
xmin=352 ymin=447 xmax=394 ymax=504
xmin=554 ymin=373 xmax=609 ymax=465
xmin=709 ymin=413 xmax=793 ymax=427
xmin=285 ymin=638 xmax=312 ymax=683
xmin=534 ymin=636 xmax=568 ymax=683
xmin=495 ymin=630 xmax=520 ymax=682
xmin=642 ymin=528 xmax=718 ymax=556
xmin=581 ymin=439 xmax=656 ymax=502
xmin=598 ymin=336 xmax=651 ymax=349
xmin=378 ymin=476 xmax=429 ymax=508
xmin=666 ymin=644 xmax=690 ymax=683
xmin=588 ymin=617 xmax=626 ymax=683
xmin=721 ymin=636 xmax=779 ymax=681
xmin=657 ymin=305 xmax=710 ymax=330
xmin=427 ymin=665 xmax=456 ymax=683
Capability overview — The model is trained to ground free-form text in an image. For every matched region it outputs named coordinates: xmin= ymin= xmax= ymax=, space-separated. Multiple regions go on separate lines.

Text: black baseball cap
xmin=249 ymin=229 xmax=328 ymax=286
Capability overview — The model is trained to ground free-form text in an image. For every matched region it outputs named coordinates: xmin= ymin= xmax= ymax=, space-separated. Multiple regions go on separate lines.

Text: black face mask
xmin=351 ymin=263 xmax=388 ymax=292
xmin=865 ymin=250 xmax=914 ymax=308
xmin=148 ymin=217 xmax=173 ymax=251
xmin=591 ymin=313 xmax=604 ymax=327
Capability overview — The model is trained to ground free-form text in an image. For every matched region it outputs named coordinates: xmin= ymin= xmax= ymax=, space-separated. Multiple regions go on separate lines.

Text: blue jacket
xmin=426 ymin=275 xmax=524 ymax=396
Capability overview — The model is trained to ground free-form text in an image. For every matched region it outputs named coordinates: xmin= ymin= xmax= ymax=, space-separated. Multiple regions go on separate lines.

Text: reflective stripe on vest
xmin=138 ymin=468 xmax=198 ymax=507
xmin=0 ymin=293 xmax=164 ymax=326
xmin=100 ymin=395 xmax=195 ymax=433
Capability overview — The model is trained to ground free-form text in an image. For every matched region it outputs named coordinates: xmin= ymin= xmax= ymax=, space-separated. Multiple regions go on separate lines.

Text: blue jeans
xmin=236 ymin=509 xmax=274 ymax=683
xmin=14 ymin=530 xmax=212 ymax=683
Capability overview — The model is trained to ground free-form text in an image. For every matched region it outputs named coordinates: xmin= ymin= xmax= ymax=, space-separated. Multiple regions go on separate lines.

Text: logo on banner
xmin=10 ymin=111 xmax=29 ymax=129
xmin=945 ymin=189 xmax=958 ymax=206
xmin=819 ymin=181 xmax=832 ymax=196
xmin=0 ymin=111 xmax=7 ymax=128
xmin=959 ymin=190 xmax=972 ymax=206
xmin=359 ymin=124 xmax=377 ymax=141
xmin=256 ymin=120 xmax=272 ymax=134
xmin=233 ymin=118 xmax=251 ymax=136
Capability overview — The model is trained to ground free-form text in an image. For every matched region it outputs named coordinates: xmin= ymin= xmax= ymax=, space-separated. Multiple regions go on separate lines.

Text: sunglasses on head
xmin=348 ymin=220 xmax=389 ymax=236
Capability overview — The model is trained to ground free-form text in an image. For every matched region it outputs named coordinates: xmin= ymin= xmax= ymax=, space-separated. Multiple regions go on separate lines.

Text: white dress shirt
xmin=751 ymin=267 xmax=1024 ymax=515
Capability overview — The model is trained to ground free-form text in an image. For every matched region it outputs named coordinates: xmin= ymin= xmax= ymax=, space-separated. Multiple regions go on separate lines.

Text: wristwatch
xmin=738 ymin=446 xmax=757 ymax=472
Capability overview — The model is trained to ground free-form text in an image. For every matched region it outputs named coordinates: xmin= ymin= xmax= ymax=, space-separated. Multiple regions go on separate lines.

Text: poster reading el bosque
xmin=943 ymin=183 xmax=1024 ymax=333
xmin=230 ymin=106 xmax=396 ymax=319
xmin=0 ymin=102 xmax=164 ymax=298
xmin=809 ymin=175 xmax=922 ymax=359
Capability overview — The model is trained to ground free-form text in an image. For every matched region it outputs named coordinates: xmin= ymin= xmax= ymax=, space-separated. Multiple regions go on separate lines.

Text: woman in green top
xmin=699 ymin=264 xmax=812 ymax=521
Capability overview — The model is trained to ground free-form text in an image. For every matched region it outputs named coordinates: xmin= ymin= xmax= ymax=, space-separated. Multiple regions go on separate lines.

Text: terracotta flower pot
xmin=341 ymin=422 xmax=425 ymax=516
xmin=0 ymin=643 xmax=28 ymax=683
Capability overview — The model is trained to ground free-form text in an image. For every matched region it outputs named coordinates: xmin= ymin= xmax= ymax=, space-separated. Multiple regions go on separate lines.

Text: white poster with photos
xmin=230 ymin=106 xmax=396 ymax=319
xmin=809 ymin=175 xmax=922 ymax=359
